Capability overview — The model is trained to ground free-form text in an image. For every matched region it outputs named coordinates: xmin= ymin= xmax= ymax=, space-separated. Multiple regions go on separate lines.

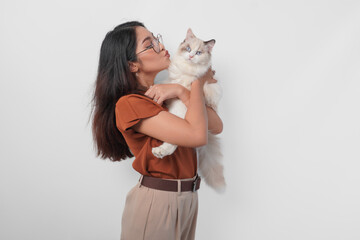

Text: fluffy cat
xmin=152 ymin=28 xmax=226 ymax=193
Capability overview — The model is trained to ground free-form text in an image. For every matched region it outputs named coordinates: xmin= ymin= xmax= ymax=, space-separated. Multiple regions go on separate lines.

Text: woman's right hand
xmin=193 ymin=67 xmax=216 ymax=86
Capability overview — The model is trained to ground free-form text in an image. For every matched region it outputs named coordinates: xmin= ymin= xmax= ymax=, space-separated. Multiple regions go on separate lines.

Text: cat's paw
xmin=152 ymin=144 xmax=178 ymax=158
xmin=152 ymin=146 xmax=172 ymax=159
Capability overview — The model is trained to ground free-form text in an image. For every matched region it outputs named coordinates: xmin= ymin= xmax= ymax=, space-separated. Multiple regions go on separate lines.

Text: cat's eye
xmin=196 ymin=51 xmax=202 ymax=55
xmin=186 ymin=46 xmax=191 ymax=52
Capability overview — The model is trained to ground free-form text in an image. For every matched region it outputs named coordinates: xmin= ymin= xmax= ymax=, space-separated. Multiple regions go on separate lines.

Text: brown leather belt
xmin=139 ymin=173 xmax=201 ymax=192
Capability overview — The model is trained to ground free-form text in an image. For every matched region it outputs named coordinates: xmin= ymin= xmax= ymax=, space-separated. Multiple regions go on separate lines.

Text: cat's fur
xmin=152 ymin=28 xmax=226 ymax=193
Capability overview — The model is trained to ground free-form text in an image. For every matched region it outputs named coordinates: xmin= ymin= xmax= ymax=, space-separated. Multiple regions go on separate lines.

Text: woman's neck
xmin=137 ymin=71 xmax=156 ymax=88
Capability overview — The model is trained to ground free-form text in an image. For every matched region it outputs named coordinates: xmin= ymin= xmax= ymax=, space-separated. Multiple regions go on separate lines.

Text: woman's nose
xmin=159 ymin=42 xmax=165 ymax=51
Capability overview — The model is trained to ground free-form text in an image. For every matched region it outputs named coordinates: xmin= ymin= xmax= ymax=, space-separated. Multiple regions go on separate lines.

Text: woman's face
xmin=133 ymin=26 xmax=170 ymax=75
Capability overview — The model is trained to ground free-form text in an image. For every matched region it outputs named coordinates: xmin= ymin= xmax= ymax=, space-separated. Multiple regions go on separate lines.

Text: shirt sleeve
xmin=115 ymin=94 xmax=165 ymax=132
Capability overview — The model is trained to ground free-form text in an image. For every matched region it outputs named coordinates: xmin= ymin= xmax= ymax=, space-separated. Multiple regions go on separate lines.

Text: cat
xmin=152 ymin=28 xmax=226 ymax=193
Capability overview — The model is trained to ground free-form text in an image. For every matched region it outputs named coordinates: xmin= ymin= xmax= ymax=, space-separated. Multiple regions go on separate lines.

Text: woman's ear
xmin=128 ymin=62 xmax=139 ymax=73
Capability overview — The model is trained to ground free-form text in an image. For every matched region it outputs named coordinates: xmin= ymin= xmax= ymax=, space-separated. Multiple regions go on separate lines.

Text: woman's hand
xmin=193 ymin=67 xmax=217 ymax=86
xmin=144 ymin=83 xmax=183 ymax=106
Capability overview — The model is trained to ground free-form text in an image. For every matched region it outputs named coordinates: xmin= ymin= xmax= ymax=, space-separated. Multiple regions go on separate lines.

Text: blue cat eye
xmin=186 ymin=46 xmax=191 ymax=52
xmin=196 ymin=51 xmax=202 ymax=55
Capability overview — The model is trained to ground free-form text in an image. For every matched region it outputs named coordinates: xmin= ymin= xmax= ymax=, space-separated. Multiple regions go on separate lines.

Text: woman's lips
xmin=165 ymin=50 xmax=170 ymax=58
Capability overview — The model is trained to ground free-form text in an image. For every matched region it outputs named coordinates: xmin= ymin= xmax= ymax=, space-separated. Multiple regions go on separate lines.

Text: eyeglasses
xmin=136 ymin=33 xmax=164 ymax=55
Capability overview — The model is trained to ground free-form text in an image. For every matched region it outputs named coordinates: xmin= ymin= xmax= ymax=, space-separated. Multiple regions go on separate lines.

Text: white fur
xmin=151 ymin=29 xmax=226 ymax=193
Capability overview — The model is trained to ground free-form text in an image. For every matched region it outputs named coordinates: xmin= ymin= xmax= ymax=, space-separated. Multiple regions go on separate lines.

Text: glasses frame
xmin=136 ymin=33 xmax=163 ymax=55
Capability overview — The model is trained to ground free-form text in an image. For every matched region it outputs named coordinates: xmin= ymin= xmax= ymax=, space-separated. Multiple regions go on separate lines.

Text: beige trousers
xmin=120 ymin=174 xmax=199 ymax=240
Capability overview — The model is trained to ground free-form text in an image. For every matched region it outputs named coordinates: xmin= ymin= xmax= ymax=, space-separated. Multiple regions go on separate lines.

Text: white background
xmin=1 ymin=0 xmax=359 ymax=239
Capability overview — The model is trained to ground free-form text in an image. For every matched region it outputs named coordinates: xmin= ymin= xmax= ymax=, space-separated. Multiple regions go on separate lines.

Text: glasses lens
xmin=152 ymin=34 xmax=163 ymax=53
xmin=158 ymin=34 xmax=163 ymax=44
xmin=158 ymin=34 xmax=163 ymax=49
xmin=153 ymin=40 xmax=159 ymax=53
xmin=153 ymin=38 xmax=159 ymax=53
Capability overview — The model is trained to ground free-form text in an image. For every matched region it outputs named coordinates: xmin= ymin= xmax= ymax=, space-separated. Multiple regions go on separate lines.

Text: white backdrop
xmin=1 ymin=0 xmax=359 ymax=239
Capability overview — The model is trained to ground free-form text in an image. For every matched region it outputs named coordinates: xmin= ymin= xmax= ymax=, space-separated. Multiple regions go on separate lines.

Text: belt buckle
xmin=192 ymin=175 xmax=199 ymax=192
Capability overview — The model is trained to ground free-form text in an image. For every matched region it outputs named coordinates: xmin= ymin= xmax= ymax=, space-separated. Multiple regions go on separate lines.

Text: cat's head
xmin=176 ymin=28 xmax=215 ymax=65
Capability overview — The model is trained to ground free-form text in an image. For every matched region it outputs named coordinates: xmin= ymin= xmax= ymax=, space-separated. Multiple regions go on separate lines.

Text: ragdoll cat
xmin=152 ymin=28 xmax=226 ymax=193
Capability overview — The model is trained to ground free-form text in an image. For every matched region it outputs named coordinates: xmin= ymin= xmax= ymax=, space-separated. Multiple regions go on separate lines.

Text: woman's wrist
xmin=178 ymin=81 xmax=206 ymax=108
xmin=177 ymin=84 xmax=191 ymax=108
xmin=192 ymin=79 xmax=205 ymax=98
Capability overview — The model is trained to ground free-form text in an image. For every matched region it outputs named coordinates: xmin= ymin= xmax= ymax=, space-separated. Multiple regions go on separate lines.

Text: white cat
xmin=152 ymin=28 xmax=226 ymax=193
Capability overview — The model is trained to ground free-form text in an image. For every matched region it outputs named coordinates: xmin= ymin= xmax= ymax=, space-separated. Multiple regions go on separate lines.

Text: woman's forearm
xmin=205 ymin=106 xmax=223 ymax=134
xmin=178 ymin=87 xmax=191 ymax=107
xmin=183 ymin=81 xmax=208 ymax=144
xmin=177 ymin=85 xmax=191 ymax=108
xmin=178 ymin=85 xmax=223 ymax=135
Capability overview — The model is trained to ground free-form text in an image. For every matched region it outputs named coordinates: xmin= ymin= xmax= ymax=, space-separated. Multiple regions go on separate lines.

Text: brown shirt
xmin=115 ymin=92 xmax=197 ymax=179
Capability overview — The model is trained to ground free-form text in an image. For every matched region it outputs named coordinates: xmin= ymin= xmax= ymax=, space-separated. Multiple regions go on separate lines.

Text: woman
xmin=90 ymin=21 xmax=223 ymax=240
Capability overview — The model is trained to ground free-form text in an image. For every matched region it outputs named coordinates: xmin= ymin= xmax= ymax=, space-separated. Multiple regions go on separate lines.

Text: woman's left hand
xmin=144 ymin=83 xmax=183 ymax=106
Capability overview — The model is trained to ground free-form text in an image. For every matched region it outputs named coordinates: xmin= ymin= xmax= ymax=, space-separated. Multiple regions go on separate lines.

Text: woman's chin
xmin=164 ymin=61 xmax=171 ymax=69
xmin=158 ymin=65 xmax=170 ymax=72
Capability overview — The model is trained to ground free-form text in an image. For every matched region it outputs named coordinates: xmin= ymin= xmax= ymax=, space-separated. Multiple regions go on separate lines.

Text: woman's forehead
xmin=136 ymin=27 xmax=154 ymax=43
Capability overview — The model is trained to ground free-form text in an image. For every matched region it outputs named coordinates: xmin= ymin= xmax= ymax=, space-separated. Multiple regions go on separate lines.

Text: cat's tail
xmin=197 ymin=134 xmax=226 ymax=194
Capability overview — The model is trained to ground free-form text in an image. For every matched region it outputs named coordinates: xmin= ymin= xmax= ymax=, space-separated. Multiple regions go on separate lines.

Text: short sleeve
xmin=115 ymin=94 xmax=165 ymax=132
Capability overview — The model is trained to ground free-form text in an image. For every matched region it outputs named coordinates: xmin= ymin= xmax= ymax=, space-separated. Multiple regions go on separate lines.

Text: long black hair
xmin=89 ymin=20 xmax=147 ymax=162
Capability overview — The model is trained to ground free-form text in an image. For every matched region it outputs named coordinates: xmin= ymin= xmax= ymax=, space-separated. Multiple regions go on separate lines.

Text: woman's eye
xmin=186 ymin=46 xmax=191 ymax=52
xmin=196 ymin=51 xmax=202 ymax=55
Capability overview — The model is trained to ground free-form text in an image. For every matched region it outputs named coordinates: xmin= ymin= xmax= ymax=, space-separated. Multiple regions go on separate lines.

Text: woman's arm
xmin=178 ymin=85 xmax=223 ymax=135
xmin=132 ymin=78 xmax=208 ymax=147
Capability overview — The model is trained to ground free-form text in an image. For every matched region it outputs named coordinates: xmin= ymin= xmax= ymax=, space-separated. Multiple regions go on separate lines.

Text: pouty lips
xmin=165 ymin=50 xmax=170 ymax=58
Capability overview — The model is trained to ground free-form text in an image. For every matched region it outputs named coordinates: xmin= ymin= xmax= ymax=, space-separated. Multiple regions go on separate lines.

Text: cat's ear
xmin=204 ymin=39 xmax=216 ymax=52
xmin=186 ymin=28 xmax=196 ymax=41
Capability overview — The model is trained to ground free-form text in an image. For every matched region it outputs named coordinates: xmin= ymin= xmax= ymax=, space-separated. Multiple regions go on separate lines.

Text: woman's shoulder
xmin=115 ymin=93 xmax=169 ymax=133
xmin=116 ymin=93 xmax=168 ymax=111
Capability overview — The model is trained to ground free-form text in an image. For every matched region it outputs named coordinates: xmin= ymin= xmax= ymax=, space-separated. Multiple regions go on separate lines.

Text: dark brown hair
xmin=89 ymin=20 xmax=148 ymax=162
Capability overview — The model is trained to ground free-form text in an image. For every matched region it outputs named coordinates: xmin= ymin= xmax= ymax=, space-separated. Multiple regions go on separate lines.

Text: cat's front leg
xmin=152 ymin=142 xmax=178 ymax=159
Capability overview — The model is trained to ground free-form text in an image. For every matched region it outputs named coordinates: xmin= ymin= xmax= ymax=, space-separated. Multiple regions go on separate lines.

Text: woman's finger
xmin=145 ymin=85 xmax=154 ymax=96
xmin=156 ymin=97 xmax=163 ymax=106
xmin=153 ymin=93 xmax=160 ymax=102
xmin=205 ymin=77 xmax=217 ymax=84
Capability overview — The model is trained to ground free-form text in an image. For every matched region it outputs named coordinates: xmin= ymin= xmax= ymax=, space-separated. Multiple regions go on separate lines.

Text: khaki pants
xmin=120 ymin=174 xmax=199 ymax=240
